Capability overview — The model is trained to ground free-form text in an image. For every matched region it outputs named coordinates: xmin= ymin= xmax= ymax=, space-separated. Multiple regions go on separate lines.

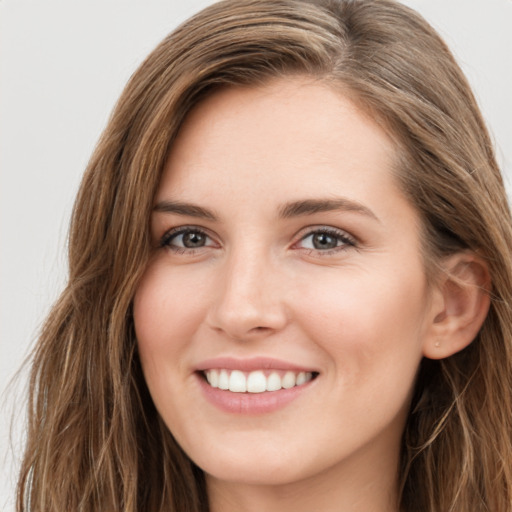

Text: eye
xmin=160 ymin=227 xmax=216 ymax=252
xmin=296 ymin=227 xmax=356 ymax=253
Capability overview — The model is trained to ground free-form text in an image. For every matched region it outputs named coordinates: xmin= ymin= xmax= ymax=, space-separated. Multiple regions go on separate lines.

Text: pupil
xmin=183 ymin=232 xmax=205 ymax=248
xmin=313 ymin=233 xmax=337 ymax=250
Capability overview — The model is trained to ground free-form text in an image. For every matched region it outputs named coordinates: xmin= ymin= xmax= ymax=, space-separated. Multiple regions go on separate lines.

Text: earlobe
xmin=423 ymin=253 xmax=491 ymax=360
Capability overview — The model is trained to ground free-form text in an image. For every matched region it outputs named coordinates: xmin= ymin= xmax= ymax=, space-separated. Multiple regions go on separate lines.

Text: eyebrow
xmin=278 ymin=198 xmax=379 ymax=221
xmin=153 ymin=200 xmax=218 ymax=220
xmin=153 ymin=197 xmax=379 ymax=222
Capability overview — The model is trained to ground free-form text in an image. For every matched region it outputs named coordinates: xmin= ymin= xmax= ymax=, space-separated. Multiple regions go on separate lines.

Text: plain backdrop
xmin=1 ymin=1 xmax=511 ymax=510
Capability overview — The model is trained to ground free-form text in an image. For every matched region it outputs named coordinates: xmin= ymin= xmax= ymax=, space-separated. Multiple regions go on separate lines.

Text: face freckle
xmin=133 ymin=77 xmax=437 ymax=493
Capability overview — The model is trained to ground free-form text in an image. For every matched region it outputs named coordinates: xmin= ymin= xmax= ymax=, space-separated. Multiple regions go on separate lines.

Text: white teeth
xmin=207 ymin=368 xmax=219 ymax=388
xmin=296 ymin=371 xmax=307 ymax=386
xmin=218 ymin=369 xmax=229 ymax=390
xmin=204 ymin=369 xmax=314 ymax=393
xmin=282 ymin=371 xmax=296 ymax=389
xmin=266 ymin=372 xmax=282 ymax=392
xmin=246 ymin=371 xmax=266 ymax=393
xmin=229 ymin=370 xmax=247 ymax=392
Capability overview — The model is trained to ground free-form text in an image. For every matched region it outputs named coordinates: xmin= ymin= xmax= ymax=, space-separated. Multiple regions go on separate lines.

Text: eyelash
xmin=160 ymin=226 xmax=215 ymax=254
xmin=294 ymin=227 xmax=357 ymax=255
xmin=159 ymin=226 xmax=357 ymax=255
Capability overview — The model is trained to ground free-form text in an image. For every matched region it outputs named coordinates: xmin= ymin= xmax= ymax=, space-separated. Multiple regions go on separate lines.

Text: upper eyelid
xmin=160 ymin=225 xmax=216 ymax=247
xmin=294 ymin=225 xmax=357 ymax=242
xmin=163 ymin=225 xmax=209 ymax=235
xmin=158 ymin=224 xmax=357 ymax=248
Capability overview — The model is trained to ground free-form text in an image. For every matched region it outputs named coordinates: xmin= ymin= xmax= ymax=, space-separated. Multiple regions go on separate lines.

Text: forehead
xmin=158 ymin=78 xmax=408 ymax=221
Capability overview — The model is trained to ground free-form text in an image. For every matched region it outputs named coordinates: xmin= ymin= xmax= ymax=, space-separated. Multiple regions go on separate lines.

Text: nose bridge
xmin=208 ymin=241 xmax=287 ymax=339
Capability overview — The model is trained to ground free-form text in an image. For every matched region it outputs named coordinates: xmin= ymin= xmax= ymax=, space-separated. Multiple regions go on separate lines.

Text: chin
xmin=204 ymin=462 xmax=306 ymax=487
xmin=189 ymin=442 xmax=314 ymax=487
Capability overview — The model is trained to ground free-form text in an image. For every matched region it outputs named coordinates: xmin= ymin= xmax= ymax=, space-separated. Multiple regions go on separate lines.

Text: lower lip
xmin=196 ymin=374 xmax=315 ymax=415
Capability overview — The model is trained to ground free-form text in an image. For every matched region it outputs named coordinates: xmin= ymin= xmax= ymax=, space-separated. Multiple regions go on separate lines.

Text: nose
xmin=206 ymin=248 xmax=289 ymax=341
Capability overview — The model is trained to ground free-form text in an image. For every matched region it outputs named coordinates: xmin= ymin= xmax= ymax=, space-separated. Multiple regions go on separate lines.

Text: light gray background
xmin=1 ymin=1 xmax=511 ymax=510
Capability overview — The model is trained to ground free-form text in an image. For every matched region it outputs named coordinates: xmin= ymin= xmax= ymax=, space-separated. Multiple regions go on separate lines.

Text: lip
xmin=194 ymin=357 xmax=319 ymax=415
xmin=195 ymin=356 xmax=317 ymax=373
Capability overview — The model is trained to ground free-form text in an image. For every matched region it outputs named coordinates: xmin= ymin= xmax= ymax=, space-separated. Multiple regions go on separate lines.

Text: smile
xmin=204 ymin=369 xmax=315 ymax=393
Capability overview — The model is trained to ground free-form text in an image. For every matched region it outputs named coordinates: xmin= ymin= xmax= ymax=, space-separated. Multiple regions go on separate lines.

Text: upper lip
xmin=195 ymin=356 xmax=318 ymax=373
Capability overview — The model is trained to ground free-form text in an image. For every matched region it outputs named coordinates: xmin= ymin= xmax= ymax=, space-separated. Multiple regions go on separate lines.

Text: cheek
xmin=132 ymin=265 xmax=203 ymax=398
xmin=134 ymin=263 xmax=206 ymax=352
xmin=132 ymin=264 xmax=208 ymax=427
xmin=291 ymin=265 xmax=430 ymax=381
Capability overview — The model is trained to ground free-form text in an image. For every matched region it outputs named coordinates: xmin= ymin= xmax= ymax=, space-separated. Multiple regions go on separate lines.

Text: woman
xmin=17 ymin=0 xmax=512 ymax=511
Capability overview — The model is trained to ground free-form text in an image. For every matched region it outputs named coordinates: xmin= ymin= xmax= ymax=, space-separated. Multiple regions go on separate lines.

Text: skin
xmin=133 ymin=78 xmax=450 ymax=512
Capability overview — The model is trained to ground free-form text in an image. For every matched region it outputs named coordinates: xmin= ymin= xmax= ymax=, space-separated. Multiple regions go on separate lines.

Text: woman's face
xmin=134 ymin=79 xmax=439 ymax=489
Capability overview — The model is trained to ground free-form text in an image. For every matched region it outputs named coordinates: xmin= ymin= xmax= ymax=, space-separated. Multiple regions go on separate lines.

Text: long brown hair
xmin=17 ymin=1 xmax=512 ymax=510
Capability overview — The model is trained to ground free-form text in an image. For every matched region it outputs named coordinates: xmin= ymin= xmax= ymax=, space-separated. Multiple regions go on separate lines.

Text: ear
xmin=423 ymin=252 xmax=491 ymax=360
